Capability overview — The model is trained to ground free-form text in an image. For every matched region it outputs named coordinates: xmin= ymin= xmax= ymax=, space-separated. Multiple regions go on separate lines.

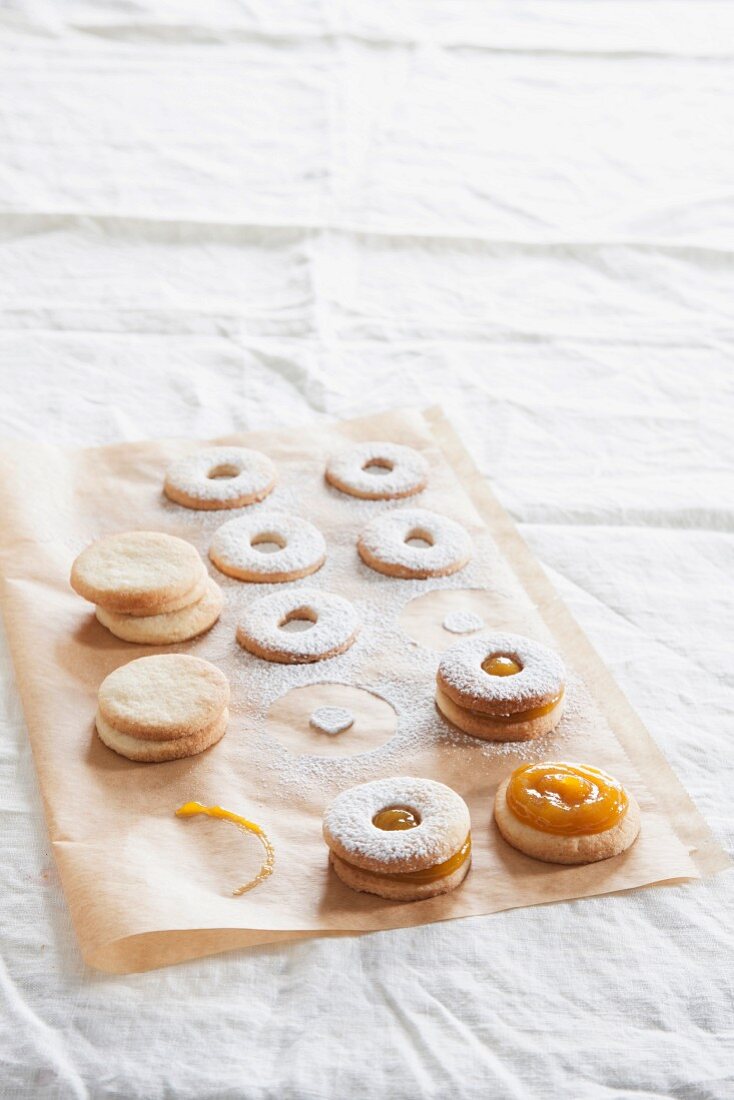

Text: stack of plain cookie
xmin=70 ymin=531 xmax=222 ymax=644
xmin=95 ymin=654 xmax=230 ymax=762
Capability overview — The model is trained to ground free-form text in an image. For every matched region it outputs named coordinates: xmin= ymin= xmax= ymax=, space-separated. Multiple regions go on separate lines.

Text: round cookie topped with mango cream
xmin=436 ymin=632 xmax=566 ymax=742
xmin=494 ymin=761 xmax=641 ymax=864
xmin=323 ymin=776 xmax=471 ymax=901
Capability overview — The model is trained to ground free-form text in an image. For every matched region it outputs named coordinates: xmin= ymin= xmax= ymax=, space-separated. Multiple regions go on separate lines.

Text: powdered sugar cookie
xmin=209 ymin=512 xmax=325 ymax=583
xmin=96 ymin=708 xmax=229 ymax=763
xmin=323 ymin=777 xmax=471 ymax=901
xmin=164 ymin=446 xmax=276 ymax=510
xmin=325 ymin=442 xmax=429 ymax=500
xmin=71 ymin=531 xmax=206 ymax=615
xmin=357 ymin=508 xmax=472 ymax=579
xmin=436 ymin=632 xmax=565 ymax=742
xmin=95 ymin=576 xmax=223 ymax=645
xmin=494 ymin=762 xmax=641 ymax=864
xmin=97 ymin=654 xmax=229 ymax=739
xmin=236 ymin=588 xmax=360 ymax=664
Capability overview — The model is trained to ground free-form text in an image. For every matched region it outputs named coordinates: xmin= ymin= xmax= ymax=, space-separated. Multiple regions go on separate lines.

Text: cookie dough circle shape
xmin=95 ymin=576 xmax=223 ymax=645
xmin=164 ymin=446 xmax=276 ymax=510
xmin=71 ymin=531 xmax=206 ymax=614
xmin=323 ymin=777 xmax=471 ymax=901
xmin=98 ymin=654 xmax=230 ymax=739
xmin=358 ymin=508 xmax=472 ymax=579
xmin=236 ymin=588 xmax=360 ymax=664
xmin=209 ymin=512 xmax=326 ymax=583
xmin=309 ymin=706 xmax=354 ymax=735
xmin=494 ymin=773 xmax=641 ymax=864
xmin=96 ymin=708 xmax=229 ymax=763
xmin=326 ymin=442 xmax=429 ymax=500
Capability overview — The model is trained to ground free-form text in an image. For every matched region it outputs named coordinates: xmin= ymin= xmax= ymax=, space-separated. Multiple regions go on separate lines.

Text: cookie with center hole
xmin=236 ymin=588 xmax=360 ymax=664
xmin=164 ymin=446 xmax=276 ymax=510
xmin=323 ymin=777 xmax=471 ymax=901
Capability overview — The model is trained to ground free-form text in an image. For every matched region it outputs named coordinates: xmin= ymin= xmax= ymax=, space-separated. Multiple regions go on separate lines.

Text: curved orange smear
xmin=176 ymin=801 xmax=275 ymax=896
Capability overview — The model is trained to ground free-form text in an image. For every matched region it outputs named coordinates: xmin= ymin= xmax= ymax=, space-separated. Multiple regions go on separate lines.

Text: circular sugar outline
xmin=266 ymin=683 xmax=397 ymax=758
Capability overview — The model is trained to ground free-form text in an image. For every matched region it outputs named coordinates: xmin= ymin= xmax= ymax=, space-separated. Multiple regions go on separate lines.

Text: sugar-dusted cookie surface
xmin=325 ymin=441 xmax=428 ymax=500
xmin=209 ymin=512 xmax=325 ymax=583
xmin=71 ymin=531 xmax=206 ymax=614
xmin=323 ymin=776 xmax=472 ymax=902
xmin=96 ymin=576 xmax=223 ymax=645
xmin=97 ymin=653 xmax=229 ymax=739
xmin=357 ymin=508 xmax=472 ymax=579
xmin=164 ymin=446 xmax=276 ymax=510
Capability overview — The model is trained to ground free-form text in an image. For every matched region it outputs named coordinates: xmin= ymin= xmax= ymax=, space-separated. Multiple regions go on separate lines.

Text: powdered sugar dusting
xmin=358 ymin=508 xmax=472 ymax=576
xmin=443 ymin=611 xmax=484 ymax=634
xmin=236 ymin=588 xmax=360 ymax=661
xmin=322 ymin=777 xmax=470 ymax=870
xmin=209 ymin=512 xmax=326 ymax=579
xmin=438 ymin=633 xmax=566 ymax=713
xmin=326 ymin=441 xmax=428 ymax=499
xmin=165 ymin=447 xmax=275 ymax=505
xmin=309 ymin=707 xmax=355 ymax=735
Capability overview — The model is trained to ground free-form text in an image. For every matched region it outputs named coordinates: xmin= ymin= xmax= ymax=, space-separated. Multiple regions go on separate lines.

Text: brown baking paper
xmin=0 ymin=408 xmax=728 ymax=973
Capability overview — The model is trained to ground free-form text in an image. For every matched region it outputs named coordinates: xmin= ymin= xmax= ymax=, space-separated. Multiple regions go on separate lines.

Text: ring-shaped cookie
xmin=236 ymin=588 xmax=360 ymax=664
xmin=323 ymin=777 xmax=471 ymax=901
xmin=358 ymin=508 xmax=472 ymax=579
xmin=436 ymin=632 xmax=566 ymax=742
xmin=164 ymin=446 xmax=276 ymax=510
xmin=326 ymin=442 xmax=429 ymax=500
xmin=209 ymin=512 xmax=326 ymax=583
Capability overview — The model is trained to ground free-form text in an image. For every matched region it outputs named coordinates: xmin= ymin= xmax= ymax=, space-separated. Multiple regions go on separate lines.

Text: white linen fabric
xmin=0 ymin=2 xmax=732 ymax=1097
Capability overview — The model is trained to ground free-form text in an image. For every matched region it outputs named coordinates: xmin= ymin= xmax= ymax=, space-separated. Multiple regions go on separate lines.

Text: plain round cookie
xmin=71 ymin=531 xmax=206 ymax=614
xmin=97 ymin=654 xmax=229 ymax=739
xmin=236 ymin=588 xmax=360 ymax=664
xmin=209 ymin=512 xmax=326 ymax=583
xmin=164 ymin=446 xmax=276 ymax=510
xmin=325 ymin=441 xmax=429 ymax=500
xmin=95 ymin=576 xmax=223 ymax=645
xmin=323 ymin=777 xmax=471 ymax=902
xmin=357 ymin=508 xmax=472 ymax=579
xmin=494 ymin=775 xmax=641 ymax=865
xmin=96 ymin=708 xmax=229 ymax=763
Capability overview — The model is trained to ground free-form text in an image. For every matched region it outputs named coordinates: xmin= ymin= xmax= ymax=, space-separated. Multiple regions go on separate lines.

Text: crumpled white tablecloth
xmin=1 ymin=3 xmax=732 ymax=1097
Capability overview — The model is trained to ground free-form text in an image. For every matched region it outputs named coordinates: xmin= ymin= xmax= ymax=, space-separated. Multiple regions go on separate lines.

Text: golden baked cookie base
xmin=494 ymin=777 xmax=641 ymax=864
xmin=435 ymin=684 xmax=564 ymax=742
xmin=96 ymin=708 xmax=229 ymax=763
xmin=330 ymin=851 xmax=471 ymax=901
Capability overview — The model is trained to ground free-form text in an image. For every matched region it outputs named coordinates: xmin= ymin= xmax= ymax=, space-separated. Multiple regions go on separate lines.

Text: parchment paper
xmin=0 ymin=408 xmax=727 ymax=973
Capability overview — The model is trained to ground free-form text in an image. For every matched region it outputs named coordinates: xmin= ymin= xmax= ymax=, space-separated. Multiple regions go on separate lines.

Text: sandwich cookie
xmin=236 ymin=588 xmax=359 ymax=664
xmin=96 ymin=654 xmax=229 ymax=762
xmin=164 ymin=446 xmax=276 ymax=510
xmin=436 ymin=632 xmax=565 ymax=742
xmin=357 ymin=508 xmax=472 ymax=579
xmin=209 ymin=512 xmax=325 ymax=583
xmin=325 ymin=441 xmax=429 ymax=500
xmin=71 ymin=531 xmax=206 ymax=616
xmin=323 ymin=777 xmax=471 ymax=901
xmin=95 ymin=575 xmax=223 ymax=645
xmin=494 ymin=761 xmax=641 ymax=864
